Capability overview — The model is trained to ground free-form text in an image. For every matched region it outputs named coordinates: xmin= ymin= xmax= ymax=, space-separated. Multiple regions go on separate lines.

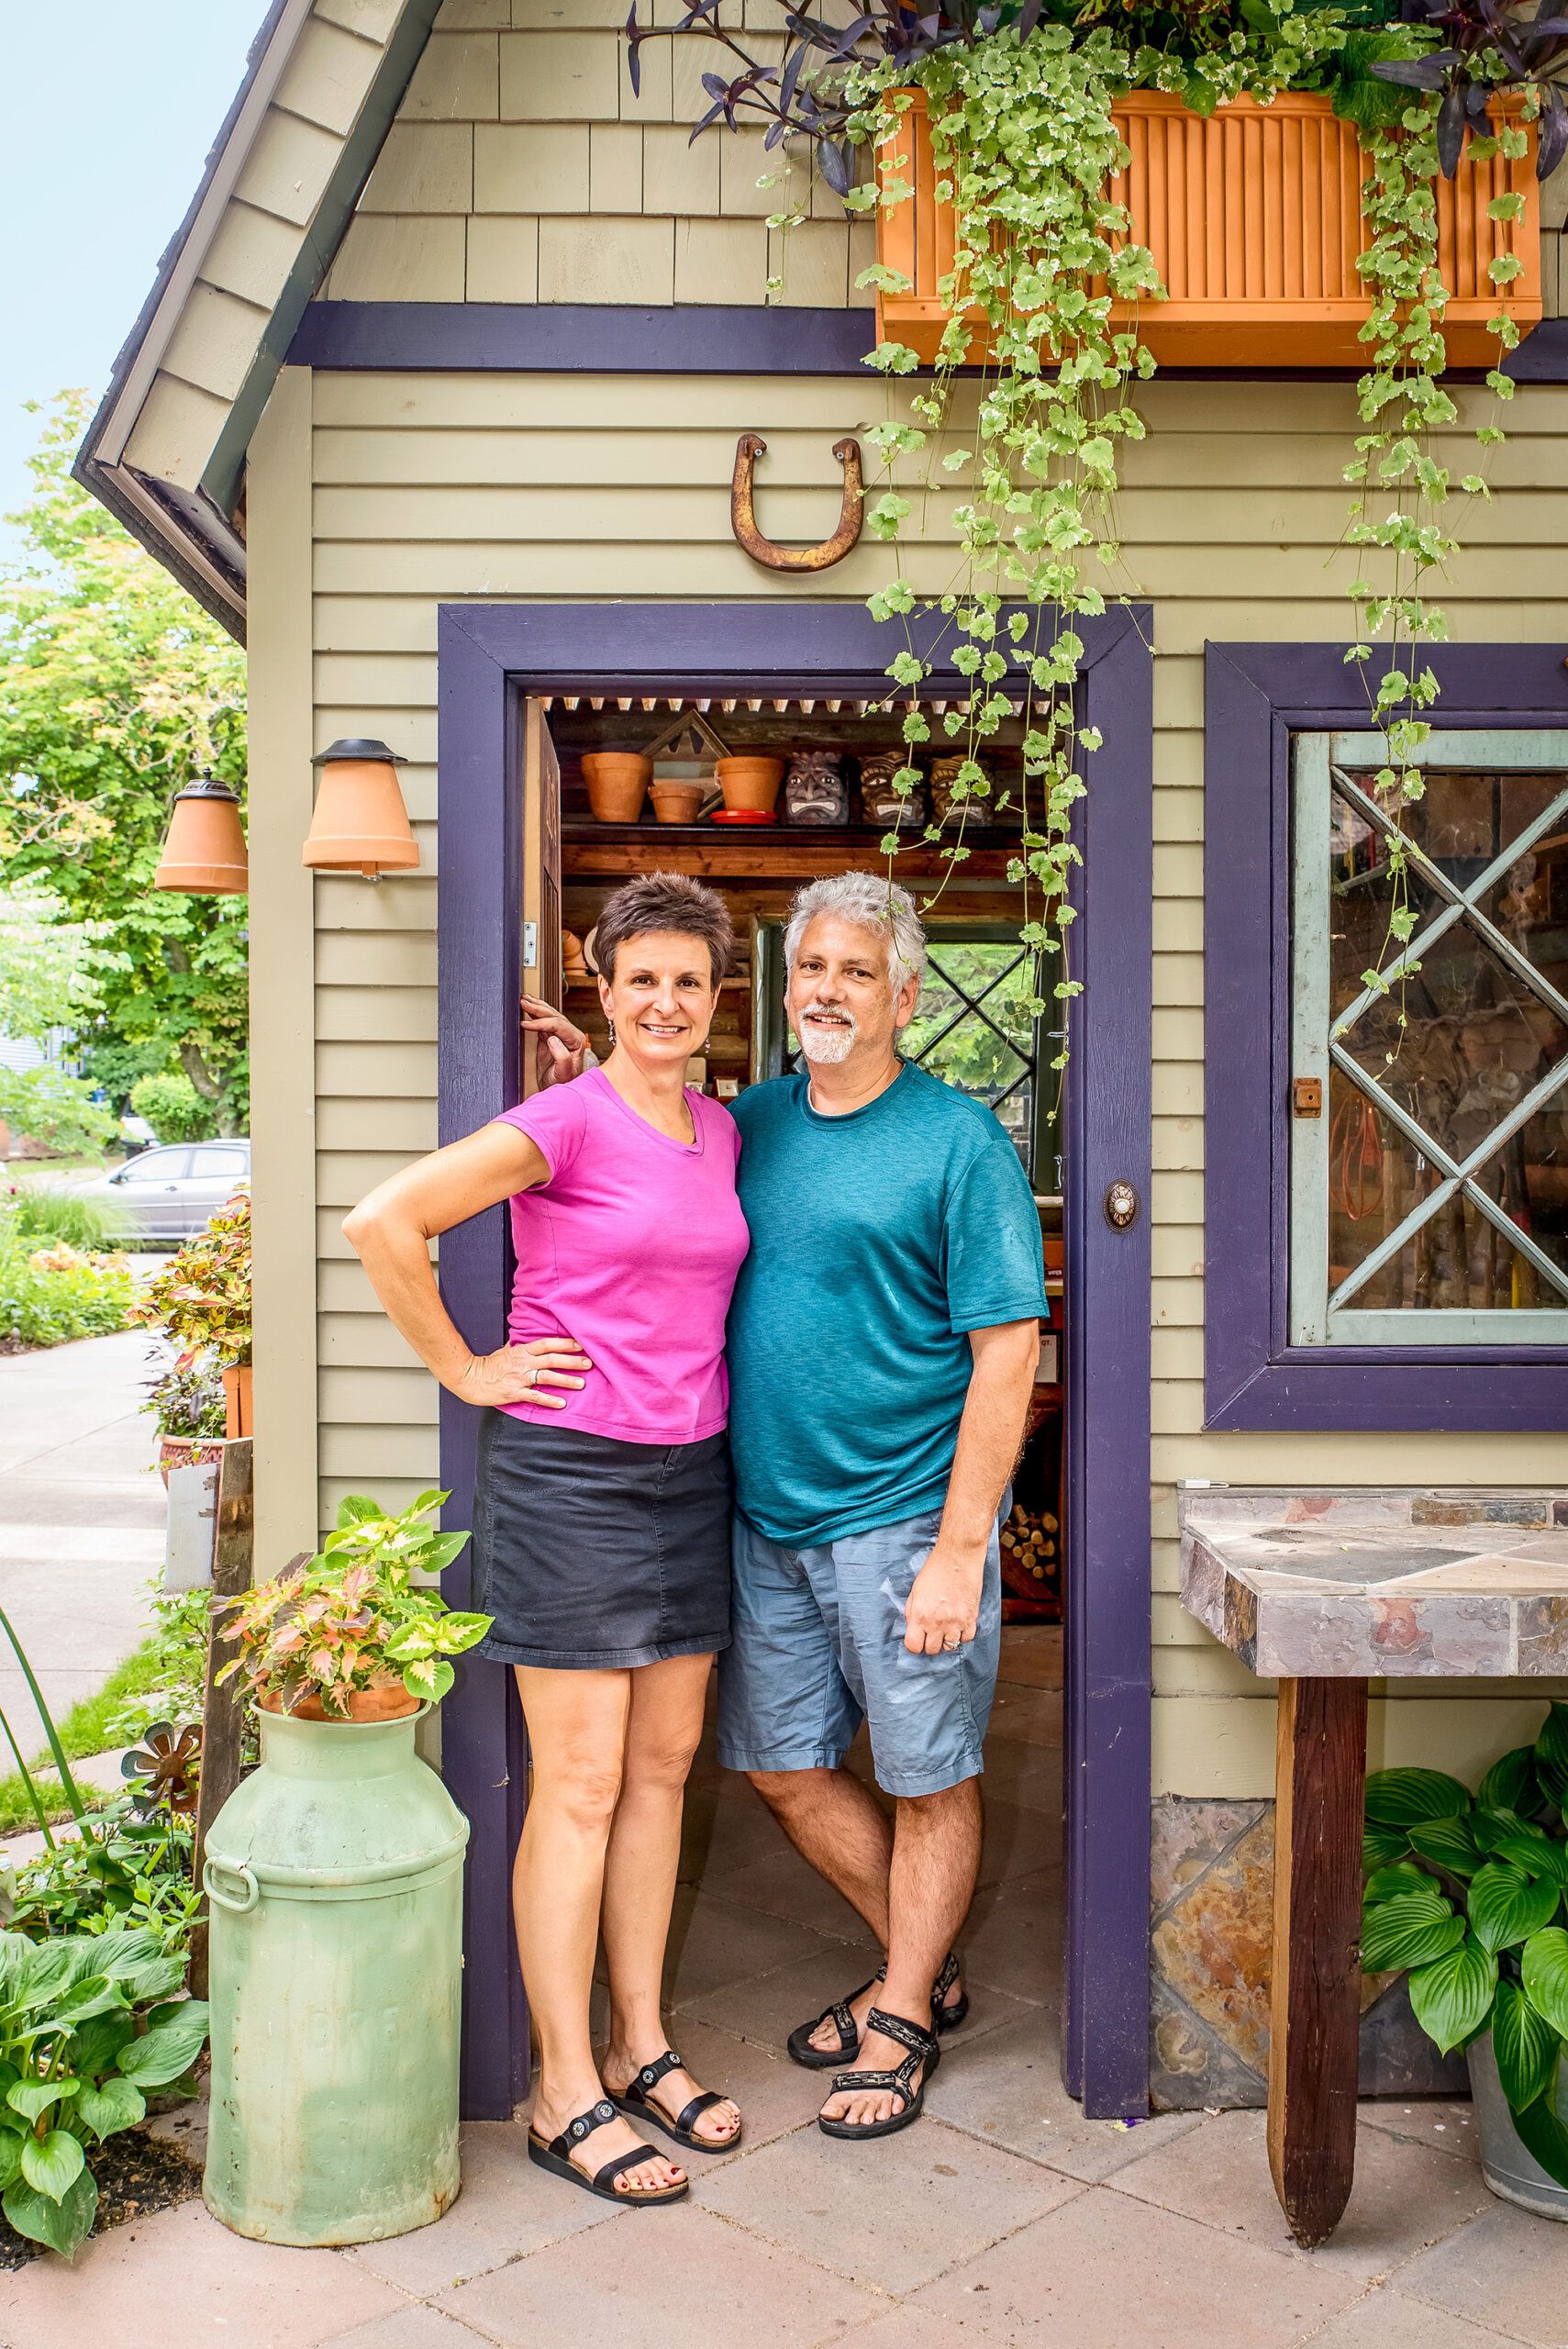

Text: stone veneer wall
xmin=1150 ymin=1795 xmax=1468 ymax=2111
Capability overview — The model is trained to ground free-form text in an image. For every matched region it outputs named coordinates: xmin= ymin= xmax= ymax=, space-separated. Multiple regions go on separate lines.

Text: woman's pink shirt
xmin=491 ymin=1067 xmax=749 ymax=1444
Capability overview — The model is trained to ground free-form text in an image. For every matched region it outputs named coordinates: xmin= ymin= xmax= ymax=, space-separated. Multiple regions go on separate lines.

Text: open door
xmin=522 ymin=699 xmax=562 ymax=1094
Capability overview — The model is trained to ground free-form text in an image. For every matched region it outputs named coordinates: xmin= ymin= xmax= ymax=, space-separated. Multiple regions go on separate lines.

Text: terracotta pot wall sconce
xmin=730 ymin=433 xmax=864 ymax=573
xmin=303 ymin=739 xmax=420 ymax=881
xmin=154 ymin=776 xmax=249 ymax=895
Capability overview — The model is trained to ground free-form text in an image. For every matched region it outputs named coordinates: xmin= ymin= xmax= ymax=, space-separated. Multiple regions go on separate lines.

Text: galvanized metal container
xmin=202 ymin=1702 xmax=470 ymax=2246
xmin=1467 ymin=2030 xmax=1568 ymax=2221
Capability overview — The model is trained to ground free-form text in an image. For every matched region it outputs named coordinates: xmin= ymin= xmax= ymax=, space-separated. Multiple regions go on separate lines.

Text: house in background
xmin=77 ymin=0 xmax=1568 ymax=2136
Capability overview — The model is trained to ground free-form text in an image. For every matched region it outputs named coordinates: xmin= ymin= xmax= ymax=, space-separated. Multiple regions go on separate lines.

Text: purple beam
xmin=1204 ymin=640 xmax=1568 ymax=1433
xmin=436 ymin=600 xmax=1154 ymax=2121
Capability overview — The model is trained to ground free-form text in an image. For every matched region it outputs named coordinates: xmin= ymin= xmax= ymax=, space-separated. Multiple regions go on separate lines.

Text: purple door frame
xmin=435 ymin=600 xmax=1154 ymax=2121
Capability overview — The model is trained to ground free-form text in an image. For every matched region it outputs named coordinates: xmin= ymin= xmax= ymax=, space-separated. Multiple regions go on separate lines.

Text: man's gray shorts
xmin=716 ymin=1505 xmax=1003 ymax=1799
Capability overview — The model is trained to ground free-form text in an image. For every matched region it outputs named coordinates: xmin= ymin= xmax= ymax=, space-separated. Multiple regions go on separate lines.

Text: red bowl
xmin=709 ymin=808 xmax=777 ymax=825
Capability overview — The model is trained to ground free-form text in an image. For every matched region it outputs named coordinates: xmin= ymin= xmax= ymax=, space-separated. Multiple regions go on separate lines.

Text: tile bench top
xmin=1177 ymin=1487 xmax=1568 ymax=1679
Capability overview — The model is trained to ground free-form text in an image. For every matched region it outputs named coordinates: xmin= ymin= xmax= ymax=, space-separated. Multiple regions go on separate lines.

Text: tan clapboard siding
xmin=267 ymin=363 xmax=1568 ymax=1781
xmin=335 ymin=9 xmax=862 ymax=306
xmin=1158 ymin=1695 xmax=1568 ymax=1798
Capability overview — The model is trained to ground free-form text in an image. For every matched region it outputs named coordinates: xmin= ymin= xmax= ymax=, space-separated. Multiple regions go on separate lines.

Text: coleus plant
xmin=218 ymin=1490 xmax=490 ymax=1718
xmin=1362 ymin=1700 xmax=1568 ymax=2186
xmin=1373 ymin=0 xmax=1568 ymax=177
xmin=0 ymin=1926 xmax=208 ymax=2258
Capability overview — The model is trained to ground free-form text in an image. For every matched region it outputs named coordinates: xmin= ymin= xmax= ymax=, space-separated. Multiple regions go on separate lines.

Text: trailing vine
xmin=625 ymin=0 xmax=1553 ymax=1056
xmin=1341 ymin=98 xmax=1529 ymax=1034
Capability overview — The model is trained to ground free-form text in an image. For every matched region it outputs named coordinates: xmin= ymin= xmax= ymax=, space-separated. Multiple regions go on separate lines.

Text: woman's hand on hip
xmin=520 ymin=995 xmax=588 ymax=1088
xmin=455 ymin=1340 xmax=592 ymax=1409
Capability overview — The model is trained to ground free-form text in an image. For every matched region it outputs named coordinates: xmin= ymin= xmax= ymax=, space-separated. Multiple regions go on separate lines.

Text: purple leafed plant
xmin=622 ymin=0 xmax=1045 ymax=193
xmin=1372 ymin=0 xmax=1568 ymax=176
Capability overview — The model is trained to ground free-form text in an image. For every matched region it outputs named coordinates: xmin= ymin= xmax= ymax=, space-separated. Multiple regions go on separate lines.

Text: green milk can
xmin=202 ymin=1701 xmax=470 ymax=2245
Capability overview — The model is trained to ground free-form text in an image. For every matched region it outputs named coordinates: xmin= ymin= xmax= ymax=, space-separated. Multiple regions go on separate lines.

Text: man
xmin=529 ymin=871 xmax=1044 ymax=2138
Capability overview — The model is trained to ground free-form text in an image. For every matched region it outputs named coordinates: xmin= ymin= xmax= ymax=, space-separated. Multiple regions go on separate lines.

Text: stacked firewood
xmin=1001 ymin=1503 xmax=1057 ymax=1582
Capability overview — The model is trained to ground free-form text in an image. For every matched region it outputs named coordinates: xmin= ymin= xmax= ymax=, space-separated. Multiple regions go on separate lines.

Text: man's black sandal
xmin=817 ymin=2008 xmax=940 ymax=2141
xmin=786 ymin=1951 xmax=967 ymax=2070
xmin=609 ymin=2047 xmax=741 ymax=2153
xmin=527 ymin=2098 xmax=688 ymax=2204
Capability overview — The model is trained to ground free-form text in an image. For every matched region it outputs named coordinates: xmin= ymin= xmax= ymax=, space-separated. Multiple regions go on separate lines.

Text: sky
xmin=0 ymin=2 xmax=259 ymax=562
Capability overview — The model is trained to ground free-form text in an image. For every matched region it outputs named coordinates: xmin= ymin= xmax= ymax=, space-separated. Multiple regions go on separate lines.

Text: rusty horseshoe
xmin=730 ymin=431 xmax=864 ymax=573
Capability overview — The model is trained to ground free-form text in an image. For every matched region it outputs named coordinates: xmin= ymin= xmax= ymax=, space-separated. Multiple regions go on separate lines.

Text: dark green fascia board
xmin=197 ymin=0 xmax=445 ymax=523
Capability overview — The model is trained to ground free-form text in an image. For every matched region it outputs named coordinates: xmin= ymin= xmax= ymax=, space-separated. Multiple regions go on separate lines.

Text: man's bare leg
xmin=819 ymin=1777 xmax=982 ymax=2129
xmin=749 ymin=1765 xmax=967 ymax=2053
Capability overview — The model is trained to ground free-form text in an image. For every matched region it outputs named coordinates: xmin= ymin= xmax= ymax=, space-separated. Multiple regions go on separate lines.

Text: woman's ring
xmin=521 ymin=1362 xmax=538 ymax=1387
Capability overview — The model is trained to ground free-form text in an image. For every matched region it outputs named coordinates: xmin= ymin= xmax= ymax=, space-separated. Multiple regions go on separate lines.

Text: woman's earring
xmin=606 ymin=1019 xmax=616 ymax=1047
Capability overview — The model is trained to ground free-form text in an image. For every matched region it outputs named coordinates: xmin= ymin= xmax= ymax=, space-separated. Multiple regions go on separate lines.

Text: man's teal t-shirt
xmin=725 ymin=1062 xmax=1048 ymax=1547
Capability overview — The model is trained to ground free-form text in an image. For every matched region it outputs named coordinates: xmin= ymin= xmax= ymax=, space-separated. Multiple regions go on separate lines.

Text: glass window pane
xmin=901 ymin=943 xmax=1036 ymax=1171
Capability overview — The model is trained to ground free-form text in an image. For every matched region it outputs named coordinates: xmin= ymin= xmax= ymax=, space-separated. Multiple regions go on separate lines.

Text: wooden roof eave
xmin=72 ymin=0 xmax=441 ymax=642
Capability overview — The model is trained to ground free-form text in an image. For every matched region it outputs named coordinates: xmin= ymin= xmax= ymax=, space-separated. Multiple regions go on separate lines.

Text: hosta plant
xmin=0 ymin=1926 xmax=209 ymax=2257
xmin=218 ymin=1491 xmax=489 ymax=1719
xmin=1362 ymin=1700 xmax=1568 ymax=2186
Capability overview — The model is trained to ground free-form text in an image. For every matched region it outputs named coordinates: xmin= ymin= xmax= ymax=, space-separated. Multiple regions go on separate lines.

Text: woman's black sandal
xmin=527 ymin=2097 xmax=688 ymax=2204
xmin=609 ymin=2047 xmax=742 ymax=2154
xmin=817 ymin=2008 xmax=940 ymax=2141
xmin=787 ymin=1951 xmax=967 ymax=2070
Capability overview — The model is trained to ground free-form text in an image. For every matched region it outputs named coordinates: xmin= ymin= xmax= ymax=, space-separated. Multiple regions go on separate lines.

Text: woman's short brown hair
xmin=591 ymin=874 xmax=733 ymax=985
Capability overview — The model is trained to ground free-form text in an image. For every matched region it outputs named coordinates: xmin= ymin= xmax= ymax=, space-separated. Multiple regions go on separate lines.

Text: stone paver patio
xmin=1 ymin=1625 xmax=1561 ymax=2349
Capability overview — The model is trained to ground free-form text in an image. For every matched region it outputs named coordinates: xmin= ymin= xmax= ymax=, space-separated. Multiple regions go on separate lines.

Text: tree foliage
xmin=0 ymin=395 xmax=248 ymax=1130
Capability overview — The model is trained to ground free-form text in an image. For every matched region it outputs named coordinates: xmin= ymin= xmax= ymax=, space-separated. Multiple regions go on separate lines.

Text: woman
xmin=343 ymin=874 xmax=748 ymax=2208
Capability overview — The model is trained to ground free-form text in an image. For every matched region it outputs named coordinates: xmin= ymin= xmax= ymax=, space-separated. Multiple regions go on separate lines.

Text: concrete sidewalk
xmin=1 ymin=1630 xmax=1557 ymax=2349
xmin=0 ymin=1330 xmax=163 ymax=1758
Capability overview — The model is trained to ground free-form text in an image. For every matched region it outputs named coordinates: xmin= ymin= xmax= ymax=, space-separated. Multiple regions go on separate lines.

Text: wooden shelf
xmin=562 ymin=823 xmax=1023 ymax=882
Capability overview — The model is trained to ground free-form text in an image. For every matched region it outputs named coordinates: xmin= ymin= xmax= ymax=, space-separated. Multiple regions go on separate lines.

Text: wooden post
xmin=189 ymin=1439 xmax=254 ymax=2000
xmin=1268 ymin=1675 xmax=1368 ymax=2247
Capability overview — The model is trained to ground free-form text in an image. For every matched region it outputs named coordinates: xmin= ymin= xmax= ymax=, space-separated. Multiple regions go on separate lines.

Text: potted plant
xmin=1362 ymin=1700 xmax=1568 ymax=2217
xmin=201 ymin=1493 xmax=490 ymax=2246
xmin=143 ymin=1353 xmax=228 ymax=1485
xmin=129 ymin=1189 xmax=252 ymax=1435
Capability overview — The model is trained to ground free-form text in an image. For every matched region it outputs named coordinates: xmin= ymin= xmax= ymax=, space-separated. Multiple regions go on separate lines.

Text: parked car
xmin=78 ymin=1139 xmax=251 ymax=1242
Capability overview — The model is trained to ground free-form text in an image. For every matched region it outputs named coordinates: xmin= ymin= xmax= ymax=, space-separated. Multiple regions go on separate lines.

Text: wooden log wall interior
xmin=730 ymin=433 xmax=865 ymax=571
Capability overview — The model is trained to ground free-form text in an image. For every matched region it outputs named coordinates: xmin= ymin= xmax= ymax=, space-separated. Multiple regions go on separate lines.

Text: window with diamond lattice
xmin=775 ymin=928 xmax=1055 ymax=1187
xmin=1290 ymin=731 xmax=1568 ymax=1344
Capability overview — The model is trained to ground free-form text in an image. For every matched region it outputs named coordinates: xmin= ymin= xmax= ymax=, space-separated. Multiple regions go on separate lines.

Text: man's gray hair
xmin=784 ymin=871 xmax=928 ymax=993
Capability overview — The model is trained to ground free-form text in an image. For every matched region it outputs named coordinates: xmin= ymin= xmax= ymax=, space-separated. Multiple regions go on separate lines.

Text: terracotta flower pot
xmin=261 ymin=1682 xmax=421 ymax=1723
xmin=716 ymin=757 xmax=784 ymax=815
xmin=222 ymin=1364 xmax=252 ymax=1438
xmin=158 ymin=1434 xmax=227 ymax=1488
xmin=651 ymin=783 xmax=705 ymax=825
xmin=582 ymin=752 xmax=651 ymax=825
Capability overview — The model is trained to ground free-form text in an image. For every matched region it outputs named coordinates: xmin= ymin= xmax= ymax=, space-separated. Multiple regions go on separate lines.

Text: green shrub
xmin=0 ymin=1229 xmax=135 ymax=1350
xmin=3 ymin=1186 xmax=127 ymax=1253
xmin=0 ymin=1067 xmax=115 ymax=1159
xmin=128 ymin=1071 xmax=217 ymax=1144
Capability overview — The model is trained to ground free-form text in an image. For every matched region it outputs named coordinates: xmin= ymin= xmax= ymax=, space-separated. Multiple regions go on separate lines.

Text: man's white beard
xmin=796 ymin=1007 xmax=859 ymax=1064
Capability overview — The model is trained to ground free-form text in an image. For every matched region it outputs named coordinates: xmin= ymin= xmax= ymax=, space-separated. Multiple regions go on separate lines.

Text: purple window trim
xmin=289 ymin=302 xmax=1568 ymax=383
xmin=437 ymin=600 xmax=1153 ymax=2122
xmin=1204 ymin=640 xmax=1568 ymax=1434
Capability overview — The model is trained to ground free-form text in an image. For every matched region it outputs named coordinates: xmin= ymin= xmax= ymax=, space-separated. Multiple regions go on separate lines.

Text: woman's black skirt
xmin=470 ymin=1408 xmax=733 ymax=1670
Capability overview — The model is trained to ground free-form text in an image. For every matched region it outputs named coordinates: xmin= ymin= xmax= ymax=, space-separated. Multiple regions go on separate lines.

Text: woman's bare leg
xmin=600 ymin=1653 xmax=740 ymax=2147
xmin=513 ymin=1664 xmax=684 ymax=2193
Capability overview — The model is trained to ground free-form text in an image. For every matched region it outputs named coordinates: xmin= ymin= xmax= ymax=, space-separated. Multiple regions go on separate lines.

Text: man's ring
xmin=943 ymin=1632 xmax=961 ymax=1649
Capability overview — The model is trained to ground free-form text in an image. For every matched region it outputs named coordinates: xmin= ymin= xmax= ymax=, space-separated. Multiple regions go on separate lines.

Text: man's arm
xmin=904 ymin=1319 xmax=1040 ymax=1655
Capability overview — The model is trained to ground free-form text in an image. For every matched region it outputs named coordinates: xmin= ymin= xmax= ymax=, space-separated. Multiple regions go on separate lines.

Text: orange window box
xmin=874 ymin=90 xmax=1541 ymax=370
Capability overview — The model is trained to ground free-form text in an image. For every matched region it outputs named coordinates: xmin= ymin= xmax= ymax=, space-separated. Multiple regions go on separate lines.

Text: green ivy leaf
xmin=1468 ymin=1861 xmax=1562 ymax=1954
xmin=1491 ymin=1976 xmax=1562 ymax=2113
xmin=1407 ymin=1933 xmax=1497 ymax=2054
